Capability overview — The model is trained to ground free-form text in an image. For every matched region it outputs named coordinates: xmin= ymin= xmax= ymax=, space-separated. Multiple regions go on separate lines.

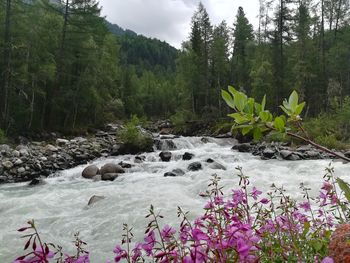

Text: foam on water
xmin=0 ymin=137 xmax=349 ymax=262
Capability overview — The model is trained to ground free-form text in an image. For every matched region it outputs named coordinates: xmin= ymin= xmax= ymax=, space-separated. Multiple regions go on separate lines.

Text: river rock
xmin=56 ymin=138 xmax=69 ymax=146
xmin=0 ymin=144 xmax=11 ymax=155
xmin=296 ymin=144 xmax=313 ymax=152
xmin=14 ymin=158 xmax=23 ymax=166
xmin=45 ymin=144 xmax=58 ymax=152
xmin=305 ymin=150 xmax=321 ymax=159
xmin=100 ymin=163 xmax=124 ymax=175
xmin=288 ymin=154 xmax=301 ymax=161
xmin=164 ymin=168 xmax=185 ymax=177
xmin=188 ymin=162 xmax=202 ymax=171
xmin=232 ymin=143 xmax=252 ymax=153
xmin=159 ymin=151 xmax=172 ymax=162
xmin=12 ymin=150 xmax=20 ymax=157
xmin=17 ymin=167 xmax=26 ymax=174
xmin=263 ymin=148 xmax=276 ymax=159
xmin=88 ymin=195 xmax=105 ymax=206
xmin=134 ymin=155 xmax=146 ymax=163
xmin=118 ymin=161 xmax=132 ymax=169
xmin=101 ymin=173 xmax=119 ymax=181
xmin=201 ymin=137 xmax=210 ymax=143
xmin=2 ymin=160 xmax=13 ymax=169
xmin=82 ymin=165 xmax=100 ymax=179
xmin=279 ymin=150 xmax=292 ymax=159
xmin=344 ymin=151 xmax=350 ymax=158
xmin=159 ymin=128 xmax=171 ymax=135
xmin=28 ymin=178 xmax=45 ymax=186
xmin=206 ymin=158 xmax=214 ymax=163
xmin=209 ymin=161 xmax=226 ymax=170
xmin=182 ymin=152 xmax=194 ymax=160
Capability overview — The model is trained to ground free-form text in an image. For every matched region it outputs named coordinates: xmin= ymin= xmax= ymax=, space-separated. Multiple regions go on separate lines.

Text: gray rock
xmin=56 ymin=138 xmax=69 ymax=146
xmin=0 ymin=144 xmax=11 ymax=155
xmin=164 ymin=168 xmax=185 ymax=177
xmin=188 ymin=162 xmax=202 ymax=171
xmin=344 ymin=151 xmax=350 ymax=158
xmin=159 ymin=151 xmax=172 ymax=162
xmin=17 ymin=167 xmax=26 ymax=173
xmin=263 ymin=148 xmax=276 ymax=159
xmin=88 ymin=195 xmax=105 ymax=206
xmin=101 ymin=173 xmax=119 ymax=181
xmin=28 ymin=178 xmax=45 ymax=186
xmin=209 ymin=161 xmax=226 ymax=170
xmin=305 ymin=150 xmax=321 ymax=159
xmin=19 ymin=148 xmax=29 ymax=156
xmin=182 ymin=152 xmax=194 ymax=160
xmin=45 ymin=144 xmax=58 ymax=152
xmin=14 ymin=159 xmax=23 ymax=166
xmin=297 ymin=144 xmax=313 ymax=152
xmin=134 ymin=155 xmax=146 ymax=163
xmin=206 ymin=158 xmax=214 ymax=163
xmin=279 ymin=150 xmax=292 ymax=159
xmin=12 ymin=150 xmax=20 ymax=157
xmin=232 ymin=143 xmax=252 ymax=153
xmin=2 ymin=160 xmax=13 ymax=169
xmin=0 ymin=176 xmax=7 ymax=183
xmin=201 ymin=137 xmax=210 ymax=143
xmin=288 ymin=154 xmax=301 ymax=161
xmin=82 ymin=165 xmax=100 ymax=179
xmin=118 ymin=161 xmax=132 ymax=169
xmin=100 ymin=163 xmax=125 ymax=175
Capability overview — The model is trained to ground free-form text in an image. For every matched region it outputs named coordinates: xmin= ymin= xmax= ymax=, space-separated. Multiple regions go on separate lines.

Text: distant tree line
xmin=0 ymin=0 xmax=349 ymax=134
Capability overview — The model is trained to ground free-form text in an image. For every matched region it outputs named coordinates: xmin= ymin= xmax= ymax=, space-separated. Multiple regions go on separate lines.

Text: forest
xmin=0 ymin=0 xmax=349 ymax=136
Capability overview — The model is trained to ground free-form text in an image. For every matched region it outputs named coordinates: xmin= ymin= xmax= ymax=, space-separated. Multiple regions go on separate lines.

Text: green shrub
xmin=0 ymin=129 xmax=6 ymax=144
xmin=169 ymin=110 xmax=197 ymax=134
xmin=117 ymin=115 xmax=153 ymax=154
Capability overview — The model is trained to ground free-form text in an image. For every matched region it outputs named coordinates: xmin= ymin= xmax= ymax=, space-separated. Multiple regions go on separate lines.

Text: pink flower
xmin=192 ymin=228 xmax=209 ymax=242
xmin=259 ymin=198 xmax=269 ymax=204
xmin=113 ymin=245 xmax=127 ymax=262
xmin=14 ymin=247 xmax=54 ymax=263
xmin=236 ymin=238 xmax=250 ymax=257
xmin=160 ymin=225 xmax=176 ymax=242
xmin=299 ymin=201 xmax=311 ymax=212
xmin=321 ymin=182 xmax=333 ymax=192
xmin=321 ymin=257 xmax=334 ymax=263
xmin=251 ymin=187 xmax=262 ymax=200
xmin=131 ymin=243 xmax=142 ymax=262
xmin=142 ymin=230 xmax=156 ymax=256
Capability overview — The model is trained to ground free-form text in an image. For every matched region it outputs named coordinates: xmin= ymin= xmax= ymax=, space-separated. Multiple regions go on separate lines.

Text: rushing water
xmin=0 ymin=136 xmax=349 ymax=262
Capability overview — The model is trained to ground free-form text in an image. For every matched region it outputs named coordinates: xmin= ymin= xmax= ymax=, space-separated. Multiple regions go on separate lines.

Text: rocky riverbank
xmin=1 ymin=121 xmax=349 ymax=184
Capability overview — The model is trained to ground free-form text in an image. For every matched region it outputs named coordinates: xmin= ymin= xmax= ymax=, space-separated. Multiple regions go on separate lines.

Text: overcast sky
xmin=99 ymin=0 xmax=260 ymax=48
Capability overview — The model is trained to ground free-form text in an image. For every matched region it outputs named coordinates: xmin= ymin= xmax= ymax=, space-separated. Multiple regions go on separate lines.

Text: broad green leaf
xmin=228 ymin=86 xmax=238 ymax=96
xmin=234 ymin=92 xmax=247 ymax=112
xmin=337 ymin=178 xmax=350 ymax=203
xmin=274 ymin=116 xmax=285 ymax=132
xmin=288 ymin=90 xmax=298 ymax=112
xmin=295 ymin=102 xmax=306 ymax=115
xmin=261 ymin=95 xmax=266 ymax=111
xmin=259 ymin=111 xmax=270 ymax=122
xmin=244 ymin=98 xmax=255 ymax=114
xmin=242 ymin=126 xmax=253 ymax=135
xmin=221 ymin=90 xmax=235 ymax=109
xmin=280 ymin=105 xmax=290 ymax=116
xmin=254 ymin=102 xmax=262 ymax=114
xmin=227 ymin=113 xmax=249 ymax=124
xmin=253 ymin=127 xmax=263 ymax=140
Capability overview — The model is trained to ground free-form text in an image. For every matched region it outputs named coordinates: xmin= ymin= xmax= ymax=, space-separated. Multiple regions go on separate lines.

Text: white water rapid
xmin=0 ymin=137 xmax=349 ymax=262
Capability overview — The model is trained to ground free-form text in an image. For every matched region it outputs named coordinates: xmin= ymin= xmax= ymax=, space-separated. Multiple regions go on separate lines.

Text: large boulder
xmin=159 ymin=151 xmax=172 ymax=162
xmin=2 ymin=160 xmax=13 ymax=170
xmin=263 ymin=148 xmax=276 ymax=159
xmin=101 ymin=173 xmax=119 ymax=181
xmin=82 ymin=165 xmax=100 ymax=179
xmin=232 ymin=143 xmax=252 ymax=153
xmin=209 ymin=161 xmax=226 ymax=170
xmin=182 ymin=152 xmax=194 ymax=160
xmin=56 ymin=138 xmax=69 ymax=146
xmin=100 ymin=163 xmax=125 ymax=175
xmin=188 ymin=162 xmax=202 ymax=171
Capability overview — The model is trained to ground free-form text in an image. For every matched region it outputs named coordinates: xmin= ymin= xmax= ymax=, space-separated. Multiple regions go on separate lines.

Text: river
xmin=0 ymin=136 xmax=349 ymax=262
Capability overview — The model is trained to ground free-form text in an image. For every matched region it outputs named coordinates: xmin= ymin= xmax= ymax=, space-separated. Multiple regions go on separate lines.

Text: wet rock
xmin=0 ymin=176 xmax=7 ymax=183
xmin=154 ymin=139 xmax=177 ymax=151
xmin=305 ymin=150 xmax=321 ymax=159
xmin=201 ymin=137 xmax=210 ymax=143
xmin=279 ymin=150 xmax=292 ymax=159
xmin=82 ymin=165 xmax=100 ymax=179
xmin=28 ymin=178 xmax=45 ymax=186
xmin=101 ymin=173 xmax=119 ymax=181
xmin=14 ymin=159 xmax=23 ymax=166
xmin=164 ymin=168 xmax=185 ymax=177
xmin=263 ymin=148 xmax=276 ymax=159
xmin=0 ymin=144 xmax=11 ymax=155
xmin=215 ymin=132 xmax=232 ymax=138
xmin=188 ymin=162 xmax=202 ymax=171
xmin=287 ymin=154 xmax=301 ymax=161
xmin=159 ymin=151 xmax=172 ymax=162
xmin=232 ymin=143 xmax=252 ymax=153
xmin=296 ymin=144 xmax=313 ymax=152
xmin=17 ymin=167 xmax=26 ymax=174
xmin=118 ymin=161 xmax=132 ymax=169
xmin=159 ymin=128 xmax=171 ymax=135
xmin=209 ymin=161 xmax=226 ymax=170
xmin=2 ymin=160 xmax=13 ymax=169
xmin=206 ymin=158 xmax=214 ymax=163
xmin=134 ymin=155 xmax=146 ymax=163
xmin=110 ymin=144 xmax=121 ymax=156
xmin=182 ymin=152 xmax=194 ymax=160
xmin=344 ymin=151 xmax=350 ymax=158
xmin=88 ymin=195 xmax=105 ymax=206
xmin=12 ymin=150 xmax=20 ymax=157
xmin=100 ymin=163 xmax=124 ymax=175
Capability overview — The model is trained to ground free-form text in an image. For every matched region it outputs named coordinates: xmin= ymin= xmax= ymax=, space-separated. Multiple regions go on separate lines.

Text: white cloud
xmin=99 ymin=0 xmax=259 ymax=48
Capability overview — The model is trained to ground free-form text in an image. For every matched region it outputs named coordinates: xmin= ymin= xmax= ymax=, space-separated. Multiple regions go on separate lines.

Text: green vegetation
xmin=117 ymin=116 xmax=153 ymax=154
xmin=0 ymin=128 xmax=6 ymax=143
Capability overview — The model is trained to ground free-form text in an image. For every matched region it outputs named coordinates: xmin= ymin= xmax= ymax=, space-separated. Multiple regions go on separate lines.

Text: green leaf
xmin=242 ymin=126 xmax=253 ymax=135
xmin=337 ymin=178 xmax=350 ymax=203
xmin=274 ymin=116 xmax=285 ymax=132
xmin=221 ymin=90 xmax=235 ymax=109
xmin=253 ymin=127 xmax=263 ymax=140
xmin=227 ymin=113 xmax=249 ymax=124
xmin=228 ymin=86 xmax=238 ymax=96
xmin=280 ymin=105 xmax=290 ymax=116
xmin=261 ymin=95 xmax=266 ymax=111
xmin=288 ymin=90 xmax=299 ymax=112
xmin=254 ymin=102 xmax=262 ymax=114
xmin=295 ymin=102 xmax=306 ymax=115
xmin=234 ymin=92 xmax=247 ymax=112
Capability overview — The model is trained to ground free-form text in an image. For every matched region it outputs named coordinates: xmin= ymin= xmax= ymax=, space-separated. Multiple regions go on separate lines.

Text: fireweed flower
xmin=299 ymin=201 xmax=311 ymax=212
xmin=192 ymin=228 xmax=209 ymax=243
xmin=14 ymin=247 xmax=54 ymax=263
xmin=113 ymin=245 xmax=127 ymax=262
xmin=131 ymin=243 xmax=142 ymax=262
xmin=142 ymin=230 xmax=156 ymax=256
xmin=160 ymin=224 xmax=176 ymax=242
xmin=251 ymin=187 xmax=262 ymax=200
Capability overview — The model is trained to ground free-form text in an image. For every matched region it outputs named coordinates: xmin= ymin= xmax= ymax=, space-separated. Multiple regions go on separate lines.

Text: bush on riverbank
xmin=117 ymin=116 xmax=154 ymax=154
